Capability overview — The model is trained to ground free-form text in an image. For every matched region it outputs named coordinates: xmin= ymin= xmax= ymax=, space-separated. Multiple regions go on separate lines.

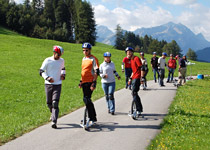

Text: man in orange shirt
xmin=127 ymin=47 xmax=143 ymax=114
xmin=79 ymin=42 xmax=99 ymax=123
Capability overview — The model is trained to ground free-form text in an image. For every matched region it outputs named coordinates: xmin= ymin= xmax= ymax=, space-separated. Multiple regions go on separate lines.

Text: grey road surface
xmin=1 ymin=80 xmax=177 ymax=150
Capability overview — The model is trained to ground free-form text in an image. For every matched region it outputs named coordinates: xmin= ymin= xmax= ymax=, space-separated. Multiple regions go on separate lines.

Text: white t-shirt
xmin=158 ymin=57 xmax=166 ymax=69
xmin=40 ymin=56 xmax=65 ymax=85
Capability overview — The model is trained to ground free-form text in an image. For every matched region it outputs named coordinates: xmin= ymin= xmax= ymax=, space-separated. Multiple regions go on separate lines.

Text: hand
xmin=48 ymin=77 xmax=54 ymax=83
xmin=122 ymin=69 xmax=124 ymax=72
xmin=103 ymin=74 xmax=108 ymax=78
xmin=90 ymin=81 xmax=97 ymax=91
xmin=128 ymin=78 xmax=132 ymax=85
xmin=61 ymin=74 xmax=65 ymax=80
xmin=90 ymin=86 xmax=95 ymax=91
xmin=118 ymin=76 xmax=121 ymax=80
xmin=78 ymin=80 xmax=82 ymax=88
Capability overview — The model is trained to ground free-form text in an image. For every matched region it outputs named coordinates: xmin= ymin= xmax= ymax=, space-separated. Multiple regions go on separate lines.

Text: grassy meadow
xmin=0 ymin=26 xmax=210 ymax=146
xmin=147 ymin=77 xmax=210 ymax=149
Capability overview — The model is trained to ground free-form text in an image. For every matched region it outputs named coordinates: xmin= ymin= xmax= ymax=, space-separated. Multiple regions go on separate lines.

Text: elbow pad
xmin=61 ymin=67 xmax=66 ymax=75
xmin=39 ymin=69 xmax=44 ymax=76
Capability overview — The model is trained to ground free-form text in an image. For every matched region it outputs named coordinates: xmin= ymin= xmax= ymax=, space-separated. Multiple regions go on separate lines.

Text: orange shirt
xmin=81 ymin=55 xmax=99 ymax=83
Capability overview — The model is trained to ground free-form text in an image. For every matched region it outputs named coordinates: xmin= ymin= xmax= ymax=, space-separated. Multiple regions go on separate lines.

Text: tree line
xmin=0 ymin=0 xmax=96 ymax=45
xmin=114 ymin=24 xmax=197 ymax=60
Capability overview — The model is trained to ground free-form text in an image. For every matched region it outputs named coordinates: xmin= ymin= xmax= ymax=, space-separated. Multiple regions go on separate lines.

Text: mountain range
xmin=96 ymin=22 xmax=210 ymax=59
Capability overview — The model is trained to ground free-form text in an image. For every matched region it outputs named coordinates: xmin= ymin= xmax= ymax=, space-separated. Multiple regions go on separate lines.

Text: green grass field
xmin=0 ymin=26 xmax=210 ymax=146
xmin=147 ymin=77 xmax=210 ymax=149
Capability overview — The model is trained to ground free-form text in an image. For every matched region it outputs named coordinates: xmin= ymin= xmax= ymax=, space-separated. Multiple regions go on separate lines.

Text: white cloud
xmin=177 ymin=4 xmax=210 ymax=41
xmin=94 ymin=4 xmax=173 ymax=32
xmin=161 ymin=0 xmax=197 ymax=5
xmin=94 ymin=2 xmax=210 ymax=41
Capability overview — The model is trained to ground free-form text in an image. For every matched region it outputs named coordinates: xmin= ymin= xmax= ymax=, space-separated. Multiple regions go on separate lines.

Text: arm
xmin=113 ymin=63 xmax=120 ymax=80
xmin=99 ymin=64 xmax=108 ymax=78
xmin=39 ymin=59 xmax=54 ymax=83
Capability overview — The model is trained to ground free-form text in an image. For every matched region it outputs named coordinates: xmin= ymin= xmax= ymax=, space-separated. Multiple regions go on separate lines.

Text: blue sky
xmin=14 ymin=0 xmax=210 ymax=41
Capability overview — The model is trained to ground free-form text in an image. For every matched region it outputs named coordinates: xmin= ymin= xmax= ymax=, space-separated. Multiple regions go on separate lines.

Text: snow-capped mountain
xmin=133 ymin=22 xmax=210 ymax=54
xmin=96 ymin=22 xmax=210 ymax=55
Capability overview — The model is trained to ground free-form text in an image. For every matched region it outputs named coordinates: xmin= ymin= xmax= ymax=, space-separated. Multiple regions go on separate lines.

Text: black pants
xmin=82 ymin=82 xmax=97 ymax=121
xmin=131 ymin=79 xmax=143 ymax=112
xmin=45 ymin=84 xmax=61 ymax=123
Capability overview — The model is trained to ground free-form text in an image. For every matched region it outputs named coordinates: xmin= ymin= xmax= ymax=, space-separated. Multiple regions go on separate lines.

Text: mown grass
xmin=0 ymin=26 xmax=210 ymax=146
xmin=147 ymin=77 xmax=210 ymax=150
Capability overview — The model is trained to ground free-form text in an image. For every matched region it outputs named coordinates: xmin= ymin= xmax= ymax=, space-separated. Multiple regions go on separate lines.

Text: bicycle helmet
xmin=153 ymin=52 xmax=156 ymax=55
xmin=140 ymin=52 xmax=144 ymax=56
xmin=175 ymin=55 xmax=179 ymax=59
xmin=162 ymin=52 xmax=167 ymax=56
xmin=82 ymin=42 xmax=92 ymax=49
xmin=53 ymin=46 xmax=64 ymax=56
xmin=125 ymin=47 xmax=134 ymax=52
xmin=103 ymin=52 xmax=111 ymax=57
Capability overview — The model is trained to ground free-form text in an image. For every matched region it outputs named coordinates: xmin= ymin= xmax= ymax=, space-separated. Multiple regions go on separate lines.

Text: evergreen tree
xmin=6 ymin=3 xmax=21 ymax=31
xmin=114 ymin=24 xmax=124 ymax=50
xmin=148 ymin=39 xmax=162 ymax=55
xmin=18 ymin=0 xmax=34 ymax=35
xmin=0 ymin=0 xmax=9 ymax=26
xmin=162 ymin=40 xmax=181 ymax=56
xmin=43 ymin=0 xmax=55 ymax=30
xmin=143 ymin=35 xmax=150 ymax=53
xmin=186 ymin=48 xmax=197 ymax=60
xmin=76 ymin=0 xmax=96 ymax=45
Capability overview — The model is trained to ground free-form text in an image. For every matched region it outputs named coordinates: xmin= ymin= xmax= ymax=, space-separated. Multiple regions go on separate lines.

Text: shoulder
xmin=90 ymin=55 xmax=98 ymax=61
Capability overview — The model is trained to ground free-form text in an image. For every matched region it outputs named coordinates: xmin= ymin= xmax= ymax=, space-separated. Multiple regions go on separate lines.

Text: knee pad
xmin=52 ymin=100 xmax=59 ymax=109
xmin=109 ymin=94 xmax=114 ymax=100
xmin=47 ymin=103 xmax=52 ymax=109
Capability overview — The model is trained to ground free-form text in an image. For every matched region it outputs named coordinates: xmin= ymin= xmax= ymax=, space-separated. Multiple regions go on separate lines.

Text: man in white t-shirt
xmin=39 ymin=46 xmax=66 ymax=129
xmin=158 ymin=52 xmax=167 ymax=87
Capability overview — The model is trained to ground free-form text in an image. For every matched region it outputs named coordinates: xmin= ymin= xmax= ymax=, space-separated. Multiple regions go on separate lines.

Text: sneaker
xmin=166 ymin=81 xmax=169 ymax=83
xmin=51 ymin=122 xmax=57 ymax=129
xmin=111 ymin=112 xmax=114 ymax=115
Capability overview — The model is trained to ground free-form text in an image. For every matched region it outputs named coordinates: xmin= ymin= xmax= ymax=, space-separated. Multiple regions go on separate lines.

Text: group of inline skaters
xmin=39 ymin=43 xmax=188 ymax=129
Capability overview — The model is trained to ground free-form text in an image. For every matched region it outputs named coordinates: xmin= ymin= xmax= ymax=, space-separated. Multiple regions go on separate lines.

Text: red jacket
xmin=168 ymin=59 xmax=177 ymax=69
xmin=131 ymin=56 xmax=142 ymax=79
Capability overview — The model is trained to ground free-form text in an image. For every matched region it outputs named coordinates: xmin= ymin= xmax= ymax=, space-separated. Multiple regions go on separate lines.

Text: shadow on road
xmin=87 ymin=122 xmax=161 ymax=132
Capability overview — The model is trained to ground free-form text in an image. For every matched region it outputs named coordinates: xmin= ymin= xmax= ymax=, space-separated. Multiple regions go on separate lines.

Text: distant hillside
xmin=96 ymin=25 xmax=115 ymax=45
xmin=96 ymin=22 xmax=210 ymax=54
xmin=196 ymin=47 xmax=210 ymax=62
xmin=134 ymin=22 xmax=210 ymax=54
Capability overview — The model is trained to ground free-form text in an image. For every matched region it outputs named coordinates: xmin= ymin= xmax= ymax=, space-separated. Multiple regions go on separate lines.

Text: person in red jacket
xmin=167 ymin=54 xmax=177 ymax=83
xmin=127 ymin=47 xmax=143 ymax=114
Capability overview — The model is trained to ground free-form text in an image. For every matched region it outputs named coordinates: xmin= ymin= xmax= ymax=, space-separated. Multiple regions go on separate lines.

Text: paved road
xmin=1 ymin=80 xmax=177 ymax=150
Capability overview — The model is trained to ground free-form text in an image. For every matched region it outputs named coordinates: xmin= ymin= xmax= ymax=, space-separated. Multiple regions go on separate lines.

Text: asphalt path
xmin=1 ymin=80 xmax=177 ymax=150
